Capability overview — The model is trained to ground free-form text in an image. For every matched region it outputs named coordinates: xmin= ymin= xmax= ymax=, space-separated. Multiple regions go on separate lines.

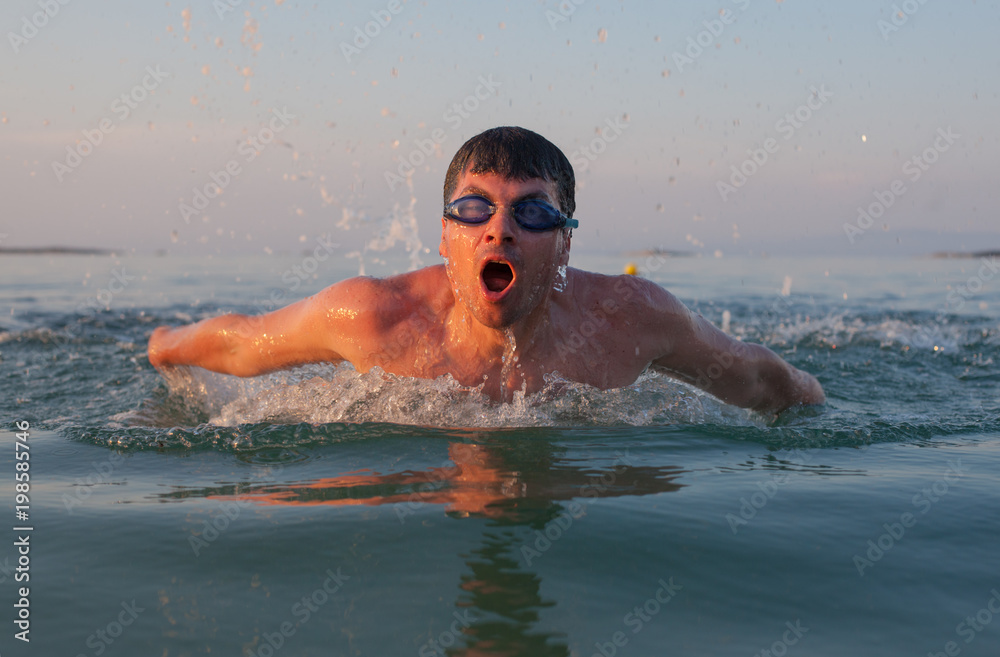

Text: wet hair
xmin=443 ymin=126 xmax=576 ymax=219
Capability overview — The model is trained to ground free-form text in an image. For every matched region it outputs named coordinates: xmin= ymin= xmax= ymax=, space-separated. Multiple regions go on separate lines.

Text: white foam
xmin=157 ymin=364 xmax=759 ymax=429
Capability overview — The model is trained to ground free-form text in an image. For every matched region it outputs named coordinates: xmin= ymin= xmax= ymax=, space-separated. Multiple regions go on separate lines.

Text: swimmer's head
xmin=443 ymin=127 xmax=576 ymax=220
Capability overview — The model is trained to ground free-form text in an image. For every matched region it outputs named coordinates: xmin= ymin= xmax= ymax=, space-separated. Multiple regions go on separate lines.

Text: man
xmin=148 ymin=126 xmax=824 ymax=414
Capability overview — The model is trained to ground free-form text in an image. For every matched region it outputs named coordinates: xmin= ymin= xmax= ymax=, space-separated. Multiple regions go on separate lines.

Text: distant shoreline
xmin=0 ymin=247 xmax=115 ymax=256
xmin=929 ymin=250 xmax=1000 ymax=259
xmin=621 ymin=249 xmax=696 ymax=258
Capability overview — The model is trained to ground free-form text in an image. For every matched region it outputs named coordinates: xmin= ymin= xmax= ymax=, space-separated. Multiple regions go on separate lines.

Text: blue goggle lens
xmin=444 ymin=195 xmax=578 ymax=232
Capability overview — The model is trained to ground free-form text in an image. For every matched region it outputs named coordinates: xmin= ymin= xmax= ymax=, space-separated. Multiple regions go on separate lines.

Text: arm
xmin=644 ymin=284 xmax=824 ymax=415
xmin=148 ymin=278 xmax=374 ymax=377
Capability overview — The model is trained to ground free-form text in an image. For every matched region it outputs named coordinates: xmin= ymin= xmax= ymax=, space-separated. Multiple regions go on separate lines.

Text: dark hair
xmin=443 ymin=126 xmax=576 ymax=219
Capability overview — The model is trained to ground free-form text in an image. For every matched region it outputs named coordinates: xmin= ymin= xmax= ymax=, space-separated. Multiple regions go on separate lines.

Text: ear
xmin=438 ymin=217 xmax=448 ymax=259
xmin=558 ymin=229 xmax=572 ymax=266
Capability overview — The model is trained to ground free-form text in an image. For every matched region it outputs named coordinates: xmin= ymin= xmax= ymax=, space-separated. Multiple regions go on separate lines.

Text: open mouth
xmin=481 ymin=261 xmax=514 ymax=294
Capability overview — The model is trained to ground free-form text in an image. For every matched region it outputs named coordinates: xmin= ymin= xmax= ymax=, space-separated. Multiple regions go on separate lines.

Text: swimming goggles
xmin=444 ymin=195 xmax=578 ymax=232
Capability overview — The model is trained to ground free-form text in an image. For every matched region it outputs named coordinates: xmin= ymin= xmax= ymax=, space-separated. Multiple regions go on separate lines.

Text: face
xmin=439 ymin=170 xmax=571 ymax=329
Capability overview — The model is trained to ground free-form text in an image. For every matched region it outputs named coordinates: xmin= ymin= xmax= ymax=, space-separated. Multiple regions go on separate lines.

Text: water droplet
xmin=553 ymin=265 xmax=568 ymax=292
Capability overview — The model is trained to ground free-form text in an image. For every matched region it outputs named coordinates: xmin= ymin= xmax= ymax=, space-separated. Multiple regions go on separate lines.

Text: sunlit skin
xmin=148 ymin=169 xmax=825 ymax=413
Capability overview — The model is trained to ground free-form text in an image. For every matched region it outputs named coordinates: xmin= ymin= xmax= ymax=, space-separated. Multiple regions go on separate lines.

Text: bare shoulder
xmin=567 ymin=268 xmax=687 ymax=320
xmin=563 ymin=268 xmax=701 ymax=366
xmin=312 ymin=265 xmax=451 ymax=329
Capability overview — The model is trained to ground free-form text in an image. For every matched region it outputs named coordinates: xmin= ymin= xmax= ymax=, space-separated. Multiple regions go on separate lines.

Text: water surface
xmin=1 ymin=253 xmax=998 ymax=656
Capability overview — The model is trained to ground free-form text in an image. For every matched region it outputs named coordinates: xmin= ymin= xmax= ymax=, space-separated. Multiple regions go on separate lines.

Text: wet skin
xmin=148 ymin=171 xmax=824 ymax=414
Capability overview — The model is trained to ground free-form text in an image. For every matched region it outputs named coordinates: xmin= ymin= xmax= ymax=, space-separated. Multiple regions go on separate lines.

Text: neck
xmin=444 ymin=280 xmax=568 ymax=398
xmin=452 ymin=290 xmax=563 ymax=355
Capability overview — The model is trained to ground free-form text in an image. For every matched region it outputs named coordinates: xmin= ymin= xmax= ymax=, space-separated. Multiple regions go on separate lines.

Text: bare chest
xmin=354 ymin=310 xmax=650 ymax=400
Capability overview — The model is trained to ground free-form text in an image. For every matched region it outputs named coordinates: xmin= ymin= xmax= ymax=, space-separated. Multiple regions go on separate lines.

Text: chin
xmin=473 ymin=309 xmax=515 ymax=330
xmin=470 ymin=301 xmax=522 ymax=330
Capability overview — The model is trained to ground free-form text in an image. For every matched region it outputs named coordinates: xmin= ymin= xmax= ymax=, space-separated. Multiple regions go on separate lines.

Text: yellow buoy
xmin=624 ymin=262 xmax=638 ymax=276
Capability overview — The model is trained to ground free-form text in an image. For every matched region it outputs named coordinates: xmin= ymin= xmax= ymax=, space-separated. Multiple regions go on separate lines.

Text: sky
xmin=1 ymin=0 xmax=998 ymax=258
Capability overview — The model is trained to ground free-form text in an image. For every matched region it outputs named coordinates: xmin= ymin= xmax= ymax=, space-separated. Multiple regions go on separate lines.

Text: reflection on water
xmin=156 ymin=439 xmax=686 ymax=655
xmin=159 ymin=441 xmax=685 ymax=518
xmin=453 ymin=530 xmax=566 ymax=656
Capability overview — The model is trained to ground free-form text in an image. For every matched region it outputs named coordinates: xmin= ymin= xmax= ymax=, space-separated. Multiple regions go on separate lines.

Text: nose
xmin=484 ymin=205 xmax=517 ymax=244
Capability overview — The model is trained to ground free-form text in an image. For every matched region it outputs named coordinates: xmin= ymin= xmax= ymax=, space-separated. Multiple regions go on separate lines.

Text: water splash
xmin=499 ymin=328 xmax=521 ymax=402
xmin=553 ymin=264 xmax=568 ymax=292
xmin=132 ymin=364 xmax=759 ymax=430
xmin=13 ymin=298 xmax=995 ymax=444
xmin=335 ymin=178 xmax=424 ymax=275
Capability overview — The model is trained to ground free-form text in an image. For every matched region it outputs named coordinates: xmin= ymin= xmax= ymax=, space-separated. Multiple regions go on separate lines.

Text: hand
xmin=147 ymin=326 xmax=172 ymax=370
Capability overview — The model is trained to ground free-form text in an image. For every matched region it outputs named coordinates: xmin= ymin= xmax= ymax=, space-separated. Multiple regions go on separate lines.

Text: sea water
xmin=1 ymin=252 xmax=998 ymax=656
